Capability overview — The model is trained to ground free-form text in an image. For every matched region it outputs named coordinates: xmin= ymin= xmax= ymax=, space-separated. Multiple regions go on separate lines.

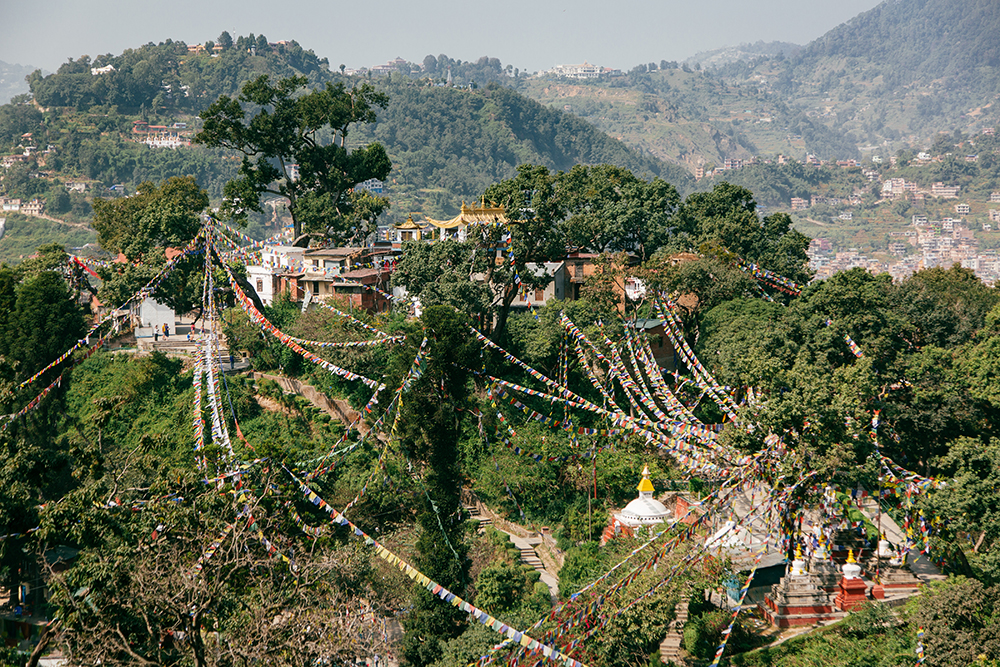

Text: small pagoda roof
xmin=393 ymin=215 xmax=425 ymax=230
xmin=424 ymin=201 xmax=510 ymax=230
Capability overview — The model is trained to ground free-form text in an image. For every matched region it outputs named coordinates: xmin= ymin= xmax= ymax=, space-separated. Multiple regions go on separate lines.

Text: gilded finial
xmin=794 ymin=544 xmax=802 ymax=560
xmin=847 ymin=549 xmax=857 ymax=564
xmin=636 ymin=465 xmax=654 ymax=493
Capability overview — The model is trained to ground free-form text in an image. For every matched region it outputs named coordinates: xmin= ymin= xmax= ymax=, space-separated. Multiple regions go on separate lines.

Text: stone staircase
xmin=659 ymin=601 xmax=689 ymax=665
xmin=517 ymin=541 xmax=545 ymax=571
xmin=509 ymin=535 xmax=560 ymax=600
xmin=463 ymin=502 xmax=559 ymax=599
xmin=137 ymin=333 xmax=249 ymax=371
xmin=464 ymin=504 xmax=493 ymax=532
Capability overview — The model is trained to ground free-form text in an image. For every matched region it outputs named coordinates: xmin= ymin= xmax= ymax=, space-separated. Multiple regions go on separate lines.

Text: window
xmin=256 ymin=278 xmax=263 ymax=292
xmin=535 ymin=289 xmax=544 ymax=301
xmin=312 ymin=281 xmax=320 ymax=294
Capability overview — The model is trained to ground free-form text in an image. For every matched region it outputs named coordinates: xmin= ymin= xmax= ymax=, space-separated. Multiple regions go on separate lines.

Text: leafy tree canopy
xmin=92 ymin=176 xmax=208 ymax=314
xmin=195 ymin=74 xmax=392 ymax=241
xmin=92 ymin=175 xmax=207 ymax=261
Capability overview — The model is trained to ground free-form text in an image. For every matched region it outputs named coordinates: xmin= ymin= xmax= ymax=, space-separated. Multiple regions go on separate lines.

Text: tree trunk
xmin=491 ymin=283 xmax=519 ymax=343
xmin=191 ymin=610 xmax=207 ymax=667
xmin=26 ymin=620 xmax=59 ymax=667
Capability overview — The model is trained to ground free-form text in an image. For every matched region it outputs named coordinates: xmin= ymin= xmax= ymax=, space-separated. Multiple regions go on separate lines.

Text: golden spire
xmin=637 ymin=464 xmax=654 ymax=493
xmin=794 ymin=544 xmax=802 ymax=560
xmin=846 ymin=549 xmax=857 ymax=564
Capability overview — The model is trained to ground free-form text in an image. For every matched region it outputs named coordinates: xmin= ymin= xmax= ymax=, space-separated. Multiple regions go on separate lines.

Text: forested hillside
xmin=26 ymin=35 xmax=331 ymax=112
xmin=353 ymin=80 xmax=692 ymax=219
xmin=0 ymin=34 xmax=690 ymax=251
xmin=1 ymin=170 xmax=999 ymax=666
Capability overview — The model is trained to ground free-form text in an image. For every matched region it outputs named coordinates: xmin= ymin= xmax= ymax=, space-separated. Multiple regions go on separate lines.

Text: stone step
xmin=659 ymin=600 xmax=688 ymax=664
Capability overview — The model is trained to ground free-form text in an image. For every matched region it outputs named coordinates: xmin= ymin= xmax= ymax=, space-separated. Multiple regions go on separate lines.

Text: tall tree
xmin=558 ymin=164 xmax=682 ymax=261
xmin=679 ymin=182 xmax=812 ymax=284
xmin=91 ymin=176 xmax=208 ymax=315
xmin=481 ymin=164 xmax=567 ymax=341
xmin=393 ymin=306 xmax=476 ymax=667
xmin=1 ymin=270 xmax=85 ymax=383
xmin=195 ymin=74 xmax=392 ymax=241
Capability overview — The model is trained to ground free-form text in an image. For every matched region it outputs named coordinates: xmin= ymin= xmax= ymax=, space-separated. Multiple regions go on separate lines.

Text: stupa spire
xmin=637 ymin=464 xmax=654 ymax=495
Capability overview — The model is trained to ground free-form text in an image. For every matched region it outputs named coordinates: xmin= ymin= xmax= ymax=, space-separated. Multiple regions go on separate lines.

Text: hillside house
xmin=545 ymin=62 xmax=604 ymax=79
xmin=510 ymin=262 xmax=566 ymax=309
xmin=260 ymin=245 xmax=305 ymax=272
xmin=955 ymin=203 xmax=971 ymax=215
xmin=131 ymin=121 xmax=192 ymax=149
xmin=20 ymin=199 xmax=44 ymax=216
xmin=633 ymin=319 xmax=677 ymax=371
xmin=303 ymin=247 xmax=366 ymax=274
xmin=931 ymin=182 xmax=960 ymax=198
xmin=355 ymin=178 xmax=384 ymax=194
xmin=277 ymin=267 xmax=391 ymax=314
xmin=246 ymin=266 xmax=279 ymax=306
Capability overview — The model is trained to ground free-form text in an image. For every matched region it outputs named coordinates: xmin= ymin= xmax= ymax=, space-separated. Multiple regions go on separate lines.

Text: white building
xmin=138 ymin=298 xmax=175 ymax=334
xmin=246 ymin=265 xmax=278 ymax=306
xmin=543 ymin=62 xmax=621 ymax=79
xmin=259 ymin=245 xmax=305 ymax=272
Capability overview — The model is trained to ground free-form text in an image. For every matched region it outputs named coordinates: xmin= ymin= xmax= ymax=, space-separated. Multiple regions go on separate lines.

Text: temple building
xmin=615 ymin=465 xmax=671 ymax=528
xmin=390 ymin=215 xmax=430 ymax=249
xmin=422 ymin=201 xmax=510 ymax=241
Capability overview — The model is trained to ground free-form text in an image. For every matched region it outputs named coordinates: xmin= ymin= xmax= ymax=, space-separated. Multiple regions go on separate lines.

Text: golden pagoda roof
xmin=393 ymin=215 xmax=423 ymax=230
xmin=423 ymin=201 xmax=509 ymax=230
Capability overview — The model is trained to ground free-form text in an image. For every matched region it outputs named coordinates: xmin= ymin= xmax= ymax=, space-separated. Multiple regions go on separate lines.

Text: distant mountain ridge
xmin=716 ymin=0 xmax=1000 ymax=147
xmin=514 ymin=0 xmax=1000 ymax=169
xmin=686 ymin=41 xmax=801 ymax=69
xmin=0 ymin=60 xmax=38 ymax=105
xmin=796 ymin=0 xmax=1000 ymax=79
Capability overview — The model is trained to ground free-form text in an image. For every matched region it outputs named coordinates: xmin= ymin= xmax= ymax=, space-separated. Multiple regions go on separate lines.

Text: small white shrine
xmin=615 ymin=465 xmax=671 ymax=527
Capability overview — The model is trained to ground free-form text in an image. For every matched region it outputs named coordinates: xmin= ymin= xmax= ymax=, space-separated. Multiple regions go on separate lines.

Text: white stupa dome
xmin=617 ymin=465 xmax=670 ymax=526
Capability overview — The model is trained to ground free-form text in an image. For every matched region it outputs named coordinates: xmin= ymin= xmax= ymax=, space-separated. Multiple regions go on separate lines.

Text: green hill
xmin=517 ymin=63 xmax=861 ymax=172
xmin=0 ymin=35 xmax=692 ymax=237
xmin=356 ymin=79 xmax=693 ymax=220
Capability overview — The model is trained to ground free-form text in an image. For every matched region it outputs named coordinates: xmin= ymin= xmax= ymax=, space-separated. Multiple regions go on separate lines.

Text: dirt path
xmin=28 ymin=212 xmax=94 ymax=230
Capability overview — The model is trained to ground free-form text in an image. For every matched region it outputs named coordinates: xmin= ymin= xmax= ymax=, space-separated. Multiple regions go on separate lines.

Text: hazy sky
xmin=1 ymin=0 xmax=884 ymax=74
